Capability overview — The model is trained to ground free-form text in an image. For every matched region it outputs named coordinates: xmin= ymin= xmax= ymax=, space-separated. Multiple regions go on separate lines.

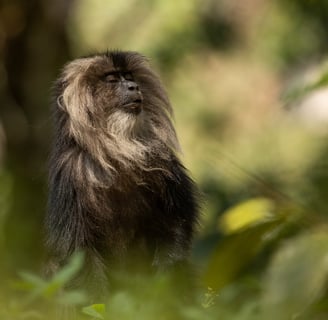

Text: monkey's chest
xmin=102 ymin=184 xmax=167 ymax=258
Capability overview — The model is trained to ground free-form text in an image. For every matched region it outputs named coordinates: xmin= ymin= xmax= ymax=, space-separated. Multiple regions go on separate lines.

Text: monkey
xmin=45 ymin=51 xmax=200 ymax=299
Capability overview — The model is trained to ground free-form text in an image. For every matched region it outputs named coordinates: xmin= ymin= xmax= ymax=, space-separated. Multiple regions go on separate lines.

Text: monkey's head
xmin=54 ymin=51 xmax=180 ymax=172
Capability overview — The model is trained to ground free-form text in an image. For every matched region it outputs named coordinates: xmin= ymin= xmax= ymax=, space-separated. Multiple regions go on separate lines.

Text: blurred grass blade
xmin=56 ymin=290 xmax=87 ymax=306
xmin=15 ymin=252 xmax=86 ymax=305
xmin=18 ymin=272 xmax=46 ymax=288
xmin=45 ymin=251 xmax=85 ymax=296
xmin=51 ymin=251 xmax=85 ymax=284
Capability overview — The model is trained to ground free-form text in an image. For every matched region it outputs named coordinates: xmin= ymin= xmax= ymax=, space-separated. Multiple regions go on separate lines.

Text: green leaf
xmin=82 ymin=304 xmax=106 ymax=319
xmin=262 ymin=230 xmax=328 ymax=320
xmin=219 ymin=197 xmax=275 ymax=234
xmin=203 ymin=218 xmax=284 ymax=290
xmin=283 ymin=65 xmax=328 ymax=105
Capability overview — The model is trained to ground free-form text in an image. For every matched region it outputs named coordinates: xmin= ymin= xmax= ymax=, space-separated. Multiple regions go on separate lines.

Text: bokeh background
xmin=1 ymin=0 xmax=328 ymax=319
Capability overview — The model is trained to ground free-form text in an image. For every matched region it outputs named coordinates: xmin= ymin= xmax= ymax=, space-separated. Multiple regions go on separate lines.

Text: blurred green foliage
xmin=1 ymin=0 xmax=328 ymax=319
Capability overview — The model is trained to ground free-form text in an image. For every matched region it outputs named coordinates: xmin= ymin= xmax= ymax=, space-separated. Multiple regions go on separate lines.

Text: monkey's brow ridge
xmin=104 ymin=70 xmax=131 ymax=75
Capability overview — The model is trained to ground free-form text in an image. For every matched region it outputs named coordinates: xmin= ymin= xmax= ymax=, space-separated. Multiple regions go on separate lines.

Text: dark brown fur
xmin=45 ymin=51 xmax=199 ymax=297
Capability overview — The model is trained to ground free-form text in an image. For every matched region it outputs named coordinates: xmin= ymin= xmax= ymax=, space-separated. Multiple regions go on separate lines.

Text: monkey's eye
xmin=104 ymin=74 xmax=119 ymax=83
xmin=123 ymin=72 xmax=134 ymax=81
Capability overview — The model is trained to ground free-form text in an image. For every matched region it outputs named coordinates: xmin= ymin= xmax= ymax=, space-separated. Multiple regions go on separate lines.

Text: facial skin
xmin=102 ymin=71 xmax=144 ymax=115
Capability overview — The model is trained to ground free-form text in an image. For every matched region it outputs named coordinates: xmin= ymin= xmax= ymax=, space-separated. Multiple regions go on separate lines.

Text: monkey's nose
xmin=126 ymin=81 xmax=139 ymax=91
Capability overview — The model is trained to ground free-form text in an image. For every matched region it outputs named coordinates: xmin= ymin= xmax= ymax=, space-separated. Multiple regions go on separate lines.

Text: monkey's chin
xmin=123 ymin=102 xmax=143 ymax=115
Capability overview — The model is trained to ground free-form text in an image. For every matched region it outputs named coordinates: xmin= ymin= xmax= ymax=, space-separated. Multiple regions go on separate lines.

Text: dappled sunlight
xmin=68 ymin=0 xmax=200 ymax=56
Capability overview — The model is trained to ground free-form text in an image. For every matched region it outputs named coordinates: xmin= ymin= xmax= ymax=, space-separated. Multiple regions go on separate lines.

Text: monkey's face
xmin=104 ymin=71 xmax=143 ymax=115
xmin=92 ymin=68 xmax=144 ymax=117
xmin=57 ymin=51 xmax=179 ymax=151
xmin=86 ymin=61 xmax=147 ymax=138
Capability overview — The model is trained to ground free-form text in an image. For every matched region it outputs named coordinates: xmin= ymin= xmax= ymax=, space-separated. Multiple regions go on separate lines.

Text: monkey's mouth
xmin=123 ymin=98 xmax=143 ymax=115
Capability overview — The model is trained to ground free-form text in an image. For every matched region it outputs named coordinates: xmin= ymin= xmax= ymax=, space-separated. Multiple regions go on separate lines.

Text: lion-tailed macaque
xmin=45 ymin=51 xmax=200 ymax=298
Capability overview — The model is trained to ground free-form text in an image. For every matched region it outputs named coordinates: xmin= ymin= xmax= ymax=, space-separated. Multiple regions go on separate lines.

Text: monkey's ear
xmin=52 ymin=78 xmax=66 ymax=109
xmin=55 ymin=92 xmax=65 ymax=111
